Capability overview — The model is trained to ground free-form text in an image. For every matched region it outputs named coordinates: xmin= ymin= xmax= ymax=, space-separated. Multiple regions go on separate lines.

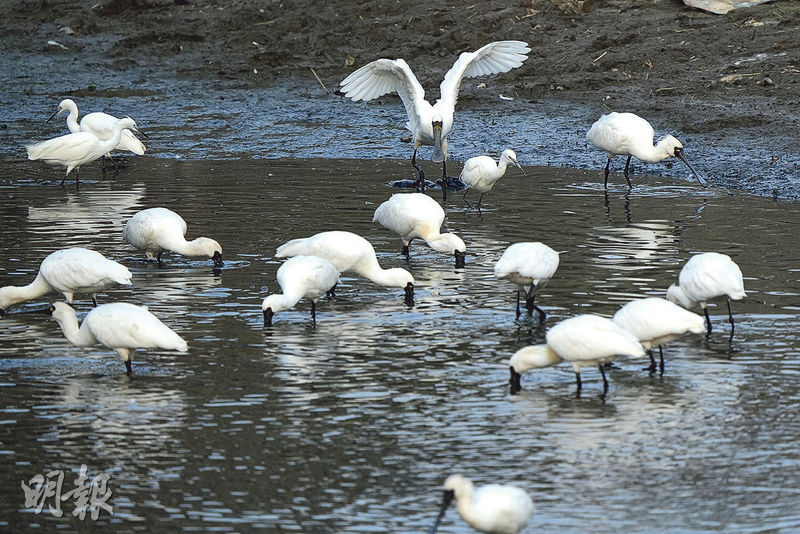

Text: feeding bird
xmin=460 ymin=149 xmax=525 ymax=210
xmin=613 ymin=297 xmax=706 ymax=375
xmin=586 ymin=112 xmax=707 ymax=189
xmin=26 ymin=116 xmax=144 ymax=185
xmin=429 ymin=474 xmax=534 ymax=534
xmin=123 ymin=207 xmax=223 ymax=268
xmin=508 ymin=314 xmax=645 ymax=396
xmin=0 ymin=248 xmax=131 ymax=314
xmin=262 ymin=255 xmax=339 ymax=326
xmin=48 ymin=301 xmax=188 ymax=375
xmin=373 ymin=193 xmax=466 ymax=267
xmin=340 ymin=41 xmax=530 ymax=196
xmin=276 ymin=230 xmax=414 ymax=303
xmin=494 ymin=242 xmax=559 ymax=322
xmin=666 ymin=252 xmax=746 ymax=335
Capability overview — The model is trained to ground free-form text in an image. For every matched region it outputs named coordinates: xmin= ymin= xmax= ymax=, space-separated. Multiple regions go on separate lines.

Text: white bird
xmin=666 ymin=252 xmax=746 ymax=335
xmin=0 ymin=248 xmax=132 ymax=314
xmin=49 ymin=301 xmax=188 ymax=375
xmin=373 ymin=193 xmax=466 ymax=266
xmin=262 ymin=256 xmax=339 ymax=326
xmin=494 ymin=242 xmax=559 ymax=322
xmin=586 ymin=112 xmax=707 ymax=188
xmin=26 ymin=116 xmax=144 ymax=185
xmin=461 ymin=149 xmax=525 ymax=210
xmin=340 ymin=41 xmax=530 ymax=195
xmin=123 ymin=207 xmax=223 ymax=267
xmin=613 ymin=297 xmax=706 ymax=375
xmin=508 ymin=314 xmax=645 ymax=395
xmin=48 ymin=98 xmax=148 ymax=171
xmin=429 ymin=474 xmax=534 ymax=534
xmin=275 ymin=231 xmax=414 ymax=303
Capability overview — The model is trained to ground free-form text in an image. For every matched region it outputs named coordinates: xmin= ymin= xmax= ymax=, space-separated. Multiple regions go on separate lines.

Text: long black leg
xmin=311 ymin=301 xmax=317 ymax=323
xmin=92 ymin=297 xmax=98 ymax=307
xmin=401 ymin=242 xmax=410 ymax=260
xmin=574 ymin=372 xmax=582 ymax=396
xmin=727 ymin=299 xmax=735 ymax=337
xmin=647 ymin=349 xmax=656 ymax=374
xmin=703 ymin=307 xmax=713 ymax=334
xmin=515 ymin=290 xmax=521 ymax=319
xmin=326 ymin=283 xmax=337 ymax=299
xmin=658 ymin=346 xmax=665 ymax=376
xmin=623 ymin=155 xmax=633 ymax=188
xmin=476 ymin=194 xmax=485 ymax=212
xmin=441 ymin=159 xmax=448 ymax=202
xmin=604 ymin=157 xmax=612 ymax=188
xmin=599 ymin=364 xmax=609 ymax=396
xmin=463 ymin=189 xmax=474 ymax=209
xmin=411 ymin=148 xmax=425 ymax=192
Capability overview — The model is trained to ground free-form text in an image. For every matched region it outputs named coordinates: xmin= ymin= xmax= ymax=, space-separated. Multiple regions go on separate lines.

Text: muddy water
xmin=0 ymin=159 xmax=799 ymax=532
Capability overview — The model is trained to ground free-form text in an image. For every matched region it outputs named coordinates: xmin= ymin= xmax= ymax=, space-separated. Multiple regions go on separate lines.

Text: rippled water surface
xmin=1 ymin=159 xmax=799 ymax=532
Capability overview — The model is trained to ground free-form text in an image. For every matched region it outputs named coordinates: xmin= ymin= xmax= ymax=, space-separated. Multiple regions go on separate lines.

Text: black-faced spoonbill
xmin=0 ymin=248 xmax=131 ymax=314
xmin=262 ymin=256 xmax=339 ymax=326
xmin=494 ymin=242 xmax=559 ymax=322
xmin=340 ymin=41 xmax=530 ymax=196
xmin=275 ymin=230 xmax=414 ymax=304
xmin=429 ymin=474 xmax=534 ymax=534
xmin=460 ymin=149 xmax=525 ymax=210
xmin=48 ymin=301 xmax=188 ymax=375
xmin=666 ymin=252 xmax=746 ymax=335
xmin=49 ymin=98 xmax=148 ymax=171
xmin=123 ymin=207 xmax=224 ymax=268
xmin=508 ymin=314 xmax=645 ymax=396
xmin=373 ymin=193 xmax=466 ymax=267
xmin=613 ymin=297 xmax=706 ymax=375
xmin=586 ymin=112 xmax=707 ymax=188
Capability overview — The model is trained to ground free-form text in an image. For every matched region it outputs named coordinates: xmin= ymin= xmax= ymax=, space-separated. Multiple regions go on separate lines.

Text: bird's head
xmin=261 ymin=295 xmax=286 ymax=326
xmin=50 ymin=301 xmax=77 ymax=323
xmin=47 ymin=99 xmax=76 ymax=123
xmin=501 ymin=149 xmax=526 ymax=175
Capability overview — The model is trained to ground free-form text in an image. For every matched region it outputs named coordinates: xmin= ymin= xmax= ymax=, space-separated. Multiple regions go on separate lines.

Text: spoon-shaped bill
xmin=428 ymin=489 xmax=455 ymax=534
xmin=432 ymin=122 xmax=444 ymax=164
xmin=674 ymin=148 xmax=707 ymax=187
xmin=514 ymin=160 xmax=526 ymax=175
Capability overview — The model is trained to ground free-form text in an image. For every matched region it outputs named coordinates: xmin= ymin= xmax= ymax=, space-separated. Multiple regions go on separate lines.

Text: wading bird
xmin=0 ymin=248 xmax=131 ymax=314
xmin=373 ymin=193 xmax=466 ymax=267
xmin=666 ymin=252 xmax=746 ymax=335
xmin=48 ymin=301 xmax=188 ymax=375
xmin=123 ymin=207 xmax=223 ymax=268
xmin=509 ymin=314 xmax=645 ymax=396
xmin=276 ymin=231 xmax=414 ymax=303
xmin=340 ymin=41 xmax=530 ymax=195
xmin=262 ymin=256 xmax=339 ymax=326
xmin=586 ymin=112 xmax=707 ymax=189
xmin=26 ymin=117 xmax=144 ymax=185
xmin=494 ymin=242 xmax=559 ymax=321
xmin=613 ymin=297 xmax=706 ymax=375
xmin=429 ymin=474 xmax=534 ymax=534
xmin=461 ymin=149 xmax=525 ymax=210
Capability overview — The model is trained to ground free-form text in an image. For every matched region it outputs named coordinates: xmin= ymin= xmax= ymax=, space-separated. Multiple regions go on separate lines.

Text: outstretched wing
xmin=340 ymin=58 xmax=428 ymax=135
xmin=439 ymin=41 xmax=530 ymax=110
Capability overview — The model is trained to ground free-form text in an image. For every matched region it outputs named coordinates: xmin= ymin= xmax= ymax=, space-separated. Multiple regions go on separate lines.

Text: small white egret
xmin=48 ymin=301 xmax=188 ymax=375
xmin=666 ymin=252 xmax=746 ymax=335
xmin=373 ymin=193 xmax=466 ymax=267
xmin=0 ymin=248 xmax=131 ymax=314
xmin=262 ymin=256 xmax=339 ymax=326
xmin=494 ymin=242 xmax=559 ymax=322
xmin=276 ymin=230 xmax=414 ymax=303
xmin=429 ymin=474 xmax=534 ymax=534
xmin=340 ymin=41 xmax=530 ymax=195
xmin=123 ymin=207 xmax=223 ymax=267
xmin=613 ymin=297 xmax=706 ymax=375
xmin=509 ymin=314 xmax=645 ymax=395
xmin=586 ymin=112 xmax=707 ymax=188
xmin=48 ymin=98 xmax=148 ymax=171
xmin=461 ymin=149 xmax=525 ymax=210
xmin=26 ymin=117 xmax=144 ymax=185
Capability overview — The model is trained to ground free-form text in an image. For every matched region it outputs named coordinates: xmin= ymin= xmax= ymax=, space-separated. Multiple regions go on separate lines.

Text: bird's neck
xmin=0 ymin=274 xmax=53 ymax=308
xmin=66 ymin=109 xmax=80 ymax=134
xmin=55 ymin=313 xmax=96 ymax=347
xmin=634 ymin=139 xmax=672 ymax=163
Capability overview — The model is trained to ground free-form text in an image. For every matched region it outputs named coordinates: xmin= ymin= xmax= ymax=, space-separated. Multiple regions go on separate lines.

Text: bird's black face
xmin=212 ymin=251 xmax=224 ymax=268
xmin=263 ymin=307 xmax=274 ymax=326
xmin=454 ymin=250 xmax=466 ymax=269
xmin=509 ymin=366 xmax=522 ymax=394
xmin=404 ymin=282 xmax=415 ymax=306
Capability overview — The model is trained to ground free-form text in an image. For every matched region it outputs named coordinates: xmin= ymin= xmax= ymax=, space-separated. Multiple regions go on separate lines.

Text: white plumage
xmin=430 ymin=474 xmax=534 ymax=534
xmin=50 ymin=98 xmax=147 ymax=157
xmin=613 ymin=297 xmax=706 ymax=375
xmin=508 ymin=314 xmax=645 ymax=395
xmin=586 ymin=112 xmax=707 ymax=188
xmin=373 ymin=193 xmax=466 ymax=266
xmin=49 ymin=301 xmax=188 ymax=374
xmin=123 ymin=207 xmax=223 ymax=267
xmin=261 ymin=256 xmax=340 ymax=325
xmin=340 ymin=41 xmax=530 ymax=190
xmin=0 ymin=248 xmax=131 ymax=313
xmin=494 ymin=242 xmax=559 ymax=321
xmin=666 ymin=252 xmax=746 ymax=334
xmin=276 ymin=231 xmax=414 ymax=301
xmin=460 ymin=149 xmax=525 ymax=209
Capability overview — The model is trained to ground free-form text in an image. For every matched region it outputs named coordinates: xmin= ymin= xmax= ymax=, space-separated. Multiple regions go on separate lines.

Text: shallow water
xmin=1 ymin=159 xmax=799 ymax=532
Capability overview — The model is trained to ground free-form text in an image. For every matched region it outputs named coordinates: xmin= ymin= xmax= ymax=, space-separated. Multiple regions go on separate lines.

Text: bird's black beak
xmin=263 ymin=308 xmax=274 ymax=327
xmin=674 ymin=147 xmax=708 ymax=187
xmin=46 ymin=107 xmax=62 ymax=123
xmin=428 ymin=489 xmax=455 ymax=534
xmin=432 ymin=121 xmax=444 ymax=164
xmin=137 ymin=127 xmax=150 ymax=140
xmin=509 ymin=366 xmax=522 ymax=394
xmin=212 ymin=251 xmax=224 ymax=268
xmin=454 ymin=250 xmax=465 ymax=269
xmin=404 ymin=282 xmax=415 ymax=307
xmin=515 ymin=160 xmax=526 ymax=176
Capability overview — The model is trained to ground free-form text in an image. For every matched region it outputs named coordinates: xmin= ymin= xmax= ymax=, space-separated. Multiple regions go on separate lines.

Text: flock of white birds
xmin=10 ymin=40 xmax=749 ymax=534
